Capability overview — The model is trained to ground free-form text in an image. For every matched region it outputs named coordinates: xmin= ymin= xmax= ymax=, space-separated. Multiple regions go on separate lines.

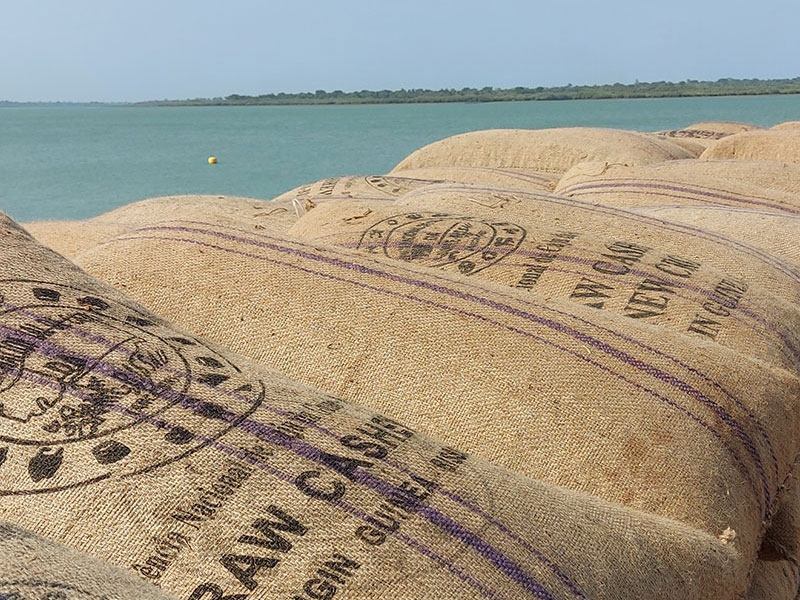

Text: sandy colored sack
xmin=656 ymin=121 xmax=759 ymax=148
xmin=23 ymin=195 xmax=289 ymax=260
xmin=0 ymin=520 xmax=177 ymax=600
xmin=0 ymin=213 xmax=754 ymax=599
xmin=66 ymin=200 xmax=800 ymax=570
xmin=555 ymin=160 xmax=800 ymax=214
xmin=632 ymin=205 xmax=800 ymax=266
xmin=390 ymin=127 xmax=694 ymax=174
xmin=271 ymin=175 xmax=436 ymax=207
xmin=772 ymin=121 xmax=800 ymax=131
xmin=288 ymin=197 xmax=800 ymax=375
xmin=388 ymin=166 xmax=559 ymax=192
xmin=701 ymin=128 xmax=800 ymax=164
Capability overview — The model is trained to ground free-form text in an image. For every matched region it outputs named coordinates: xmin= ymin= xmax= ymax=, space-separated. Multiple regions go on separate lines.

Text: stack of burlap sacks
xmin=4 ymin=122 xmax=800 ymax=599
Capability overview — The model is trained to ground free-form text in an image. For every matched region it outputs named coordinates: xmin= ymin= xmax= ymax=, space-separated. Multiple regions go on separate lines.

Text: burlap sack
xmin=292 ymin=186 xmax=800 ymax=600
xmin=386 ymin=166 xmax=559 ymax=192
xmin=555 ymin=160 xmax=800 ymax=214
xmin=389 ymin=127 xmax=695 ymax=174
xmin=271 ymin=175 xmax=436 ymax=206
xmin=656 ymin=122 xmax=759 ymax=148
xmin=286 ymin=198 xmax=800 ymax=374
xmin=701 ymin=129 xmax=800 ymax=164
xmin=651 ymin=134 xmax=706 ymax=157
xmin=66 ymin=202 xmax=800 ymax=563
xmin=23 ymin=195 xmax=289 ymax=260
xmin=762 ymin=471 xmax=800 ymax=563
xmin=738 ymin=461 xmax=800 ymax=597
xmin=745 ymin=559 xmax=799 ymax=600
xmin=0 ymin=213 xmax=752 ymax=599
xmin=21 ymin=220 xmax=132 ymax=260
xmin=0 ymin=521 xmax=176 ymax=599
xmin=609 ymin=158 xmax=800 ymax=196
xmin=633 ymin=205 xmax=800 ymax=266
xmin=772 ymin=121 xmax=800 ymax=131
xmin=391 ymin=183 xmax=800 ymax=305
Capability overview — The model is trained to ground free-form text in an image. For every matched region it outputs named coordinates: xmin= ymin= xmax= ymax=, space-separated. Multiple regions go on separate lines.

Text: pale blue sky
xmin=1 ymin=0 xmax=798 ymax=102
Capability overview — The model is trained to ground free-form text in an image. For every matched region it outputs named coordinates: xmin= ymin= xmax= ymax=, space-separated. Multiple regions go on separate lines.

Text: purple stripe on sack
xmin=293 ymin=194 xmax=396 ymax=202
xmin=238 ymin=418 xmax=559 ymax=600
xmin=570 ymin=186 xmax=797 ymax=214
xmin=133 ymin=225 xmax=775 ymax=503
xmin=416 ymin=504 xmax=556 ymax=600
xmin=239 ymin=419 xmax=555 ymax=600
xmin=210 ymin=430 xmax=518 ymax=600
xmin=496 ymin=168 xmax=554 ymax=182
xmin=0 ymin=378 xmax=514 ymax=600
xmin=417 ymin=471 xmax=586 ymax=598
xmin=111 ymin=228 xmax=770 ymax=516
xmin=0 ymin=300 xmax=586 ymax=599
xmin=396 ymin=534 xmax=510 ymax=600
xmin=0 ymin=319 xmax=564 ymax=599
xmin=638 ymin=204 xmax=800 ymax=220
xmin=227 ymin=424 xmax=563 ymax=600
xmin=330 ymin=235 xmax=800 ymax=367
xmin=559 ymin=180 xmax=800 ymax=215
xmin=403 ymin=184 xmax=800 ymax=283
xmin=264 ymin=216 xmax=792 ymax=485
xmin=0 ymin=347 xmax=520 ymax=600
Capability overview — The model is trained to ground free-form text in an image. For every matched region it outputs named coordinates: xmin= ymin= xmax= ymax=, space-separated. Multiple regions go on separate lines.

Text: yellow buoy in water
xmin=208 ymin=156 xmax=218 ymax=165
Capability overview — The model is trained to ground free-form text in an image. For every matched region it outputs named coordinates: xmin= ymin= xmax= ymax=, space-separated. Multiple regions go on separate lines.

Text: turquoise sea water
xmin=1 ymin=95 xmax=799 ymax=222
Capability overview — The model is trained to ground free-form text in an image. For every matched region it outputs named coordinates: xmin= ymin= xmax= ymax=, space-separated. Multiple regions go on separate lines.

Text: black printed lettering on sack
xmin=591 ymin=241 xmax=649 ymax=276
xmin=187 ymin=505 xmax=308 ymax=599
xmin=133 ymin=445 xmax=272 ymax=581
xmin=0 ymin=281 xmax=266 ymax=495
xmin=170 ymin=462 xmax=255 ymax=531
xmin=665 ymin=128 xmax=727 ymax=140
xmin=515 ymin=264 xmax=548 ymax=289
xmin=359 ymin=213 xmax=526 ymax=275
xmin=132 ymin=530 xmax=191 ymax=582
xmin=687 ymin=314 xmax=724 ymax=340
xmin=15 ymin=311 xmax=96 ymax=343
xmin=0 ymin=337 xmax=35 ymax=374
xmin=271 ymin=399 xmax=342 ymax=440
xmin=186 ymin=582 xmax=248 ymax=600
xmin=654 ymin=254 xmax=701 ymax=279
xmin=294 ymin=184 xmax=313 ymax=200
xmin=355 ymin=473 xmax=436 ymax=548
xmin=339 ymin=415 xmax=414 ymax=459
xmin=688 ymin=277 xmax=748 ymax=339
xmin=189 ymin=552 xmax=359 ymax=600
xmin=430 ymin=446 xmax=468 ymax=473
xmin=569 ymin=276 xmax=616 ymax=309
xmin=292 ymin=552 xmax=361 ymax=600
xmin=296 ymin=451 xmax=374 ymax=503
xmin=622 ymin=278 xmax=678 ymax=320
xmin=366 ymin=176 xmax=433 ymax=196
xmin=514 ymin=231 xmax=578 ymax=289
xmin=318 ymin=179 xmax=338 ymax=197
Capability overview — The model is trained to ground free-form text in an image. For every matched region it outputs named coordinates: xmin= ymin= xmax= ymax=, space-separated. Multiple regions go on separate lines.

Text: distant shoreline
xmin=3 ymin=77 xmax=800 ymax=107
xmin=135 ymin=77 xmax=800 ymax=106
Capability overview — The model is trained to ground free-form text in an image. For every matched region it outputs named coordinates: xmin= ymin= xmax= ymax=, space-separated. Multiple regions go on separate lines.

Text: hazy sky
xmin=2 ymin=0 xmax=798 ymax=102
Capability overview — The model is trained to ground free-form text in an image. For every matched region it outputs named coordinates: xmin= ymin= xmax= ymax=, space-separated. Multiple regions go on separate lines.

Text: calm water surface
xmin=1 ymin=95 xmax=799 ymax=221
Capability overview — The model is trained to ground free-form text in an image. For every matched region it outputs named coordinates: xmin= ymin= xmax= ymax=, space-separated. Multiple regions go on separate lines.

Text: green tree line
xmin=135 ymin=77 xmax=800 ymax=106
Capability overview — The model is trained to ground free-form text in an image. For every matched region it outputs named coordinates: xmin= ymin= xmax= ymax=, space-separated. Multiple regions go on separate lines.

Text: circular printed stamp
xmin=358 ymin=212 xmax=526 ymax=275
xmin=0 ymin=281 xmax=264 ymax=494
